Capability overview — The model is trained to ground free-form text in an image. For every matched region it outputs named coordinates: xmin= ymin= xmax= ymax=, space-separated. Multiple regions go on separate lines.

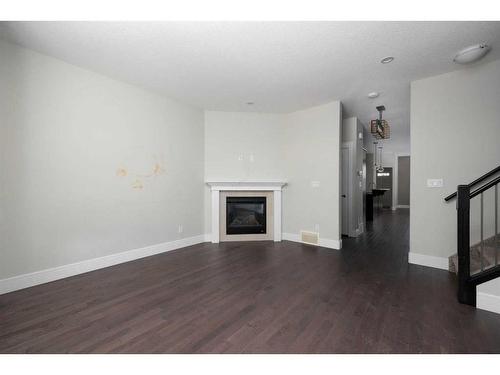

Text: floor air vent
xmin=300 ymin=231 xmax=319 ymax=245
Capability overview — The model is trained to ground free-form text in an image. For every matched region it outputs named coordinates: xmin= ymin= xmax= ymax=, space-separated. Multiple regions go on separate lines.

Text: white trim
xmin=0 ymin=234 xmax=208 ymax=295
xmin=397 ymin=205 xmax=410 ymax=209
xmin=283 ymin=232 xmax=300 ymax=242
xmin=273 ymin=190 xmax=282 ymax=242
xmin=408 ymin=252 xmax=449 ymax=270
xmin=206 ymin=181 xmax=287 ymax=243
xmin=206 ymin=181 xmax=287 ymax=191
xmin=341 ymin=142 xmax=355 ymax=237
xmin=319 ymin=237 xmax=342 ymax=250
xmin=282 ymin=232 xmax=342 ymax=250
xmin=477 ymin=291 xmax=500 ymax=315
xmin=211 ymin=190 xmax=220 ymax=243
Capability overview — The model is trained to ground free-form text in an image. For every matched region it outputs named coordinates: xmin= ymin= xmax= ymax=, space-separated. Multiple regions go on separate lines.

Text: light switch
xmin=427 ymin=179 xmax=443 ymax=188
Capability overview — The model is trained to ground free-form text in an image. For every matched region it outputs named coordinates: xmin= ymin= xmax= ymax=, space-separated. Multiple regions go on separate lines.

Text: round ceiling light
xmin=368 ymin=92 xmax=379 ymax=99
xmin=380 ymin=56 xmax=394 ymax=64
xmin=453 ymin=43 xmax=491 ymax=64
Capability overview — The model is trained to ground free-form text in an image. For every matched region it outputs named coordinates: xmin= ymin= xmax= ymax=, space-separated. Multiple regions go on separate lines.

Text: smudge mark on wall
xmin=116 ymin=168 xmax=128 ymax=177
xmin=132 ymin=179 xmax=144 ymax=189
xmin=117 ymin=154 xmax=166 ymax=190
xmin=153 ymin=162 xmax=165 ymax=175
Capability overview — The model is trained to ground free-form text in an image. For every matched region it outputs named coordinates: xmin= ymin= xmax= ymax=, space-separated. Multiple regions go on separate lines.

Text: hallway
xmin=1 ymin=210 xmax=500 ymax=353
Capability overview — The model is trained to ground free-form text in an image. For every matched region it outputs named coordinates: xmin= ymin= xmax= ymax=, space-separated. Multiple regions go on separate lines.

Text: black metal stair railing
xmin=445 ymin=165 xmax=500 ymax=202
xmin=456 ymin=176 xmax=500 ymax=306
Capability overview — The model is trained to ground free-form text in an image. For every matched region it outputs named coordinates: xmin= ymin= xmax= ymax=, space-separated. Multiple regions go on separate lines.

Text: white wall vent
xmin=300 ymin=231 xmax=319 ymax=245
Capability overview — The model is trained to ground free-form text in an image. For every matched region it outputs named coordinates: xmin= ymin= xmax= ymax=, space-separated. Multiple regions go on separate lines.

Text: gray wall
xmin=204 ymin=101 xmax=342 ymax=244
xmin=284 ymin=103 xmax=342 ymax=242
xmin=0 ymin=40 xmax=205 ymax=280
xmin=410 ymin=58 xmax=500 ymax=261
xmin=365 ymin=153 xmax=374 ymax=192
xmin=397 ymin=156 xmax=410 ymax=206
xmin=342 ymin=117 xmax=364 ymax=236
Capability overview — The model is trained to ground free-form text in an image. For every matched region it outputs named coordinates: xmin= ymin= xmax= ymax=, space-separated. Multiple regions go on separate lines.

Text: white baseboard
xmin=477 ymin=291 xmax=500 ymax=315
xmin=0 ymin=234 xmax=208 ymax=295
xmin=282 ymin=233 xmax=300 ymax=242
xmin=408 ymin=252 xmax=449 ymax=271
xmin=397 ymin=205 xmax=410 ymax=209
xmin=282 ymin=233 xmax=342 ymax=250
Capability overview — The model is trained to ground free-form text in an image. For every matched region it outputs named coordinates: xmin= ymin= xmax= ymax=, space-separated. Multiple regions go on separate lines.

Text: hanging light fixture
xmin=370 ymin=105 xmax=390 ymax=139
xmin=373 ymin=141 xmax=380 ymax=171
xmin=377 ymin=146 xmax=384 ymax=173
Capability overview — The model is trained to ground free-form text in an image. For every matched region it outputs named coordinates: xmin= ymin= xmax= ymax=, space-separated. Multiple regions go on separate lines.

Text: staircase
xmin=449 ymin=236 xmax=498 ymax=275
xmin=444 ymin=165 xmax=500 ymax=306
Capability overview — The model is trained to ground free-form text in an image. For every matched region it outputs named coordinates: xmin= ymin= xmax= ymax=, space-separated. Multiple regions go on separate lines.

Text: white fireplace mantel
xmin=206 ymin=181 xmax=287 ymax=243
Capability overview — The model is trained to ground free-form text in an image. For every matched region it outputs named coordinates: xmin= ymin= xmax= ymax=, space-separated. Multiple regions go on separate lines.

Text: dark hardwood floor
xmin=1 ymin=209 xmax=500 ymax=353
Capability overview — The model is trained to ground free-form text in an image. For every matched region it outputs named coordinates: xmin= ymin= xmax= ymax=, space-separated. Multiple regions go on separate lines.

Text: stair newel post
xmin=457 ymin=185 xmax=475 ymax=305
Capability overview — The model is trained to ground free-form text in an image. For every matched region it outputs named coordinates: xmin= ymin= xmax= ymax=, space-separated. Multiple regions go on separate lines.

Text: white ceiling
xmin=1 ymin=21 xmax=500 ymax=153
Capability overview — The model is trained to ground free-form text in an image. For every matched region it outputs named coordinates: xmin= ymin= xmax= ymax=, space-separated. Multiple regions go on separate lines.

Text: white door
xmin=341 ymin=146 xmax=350 ymax=235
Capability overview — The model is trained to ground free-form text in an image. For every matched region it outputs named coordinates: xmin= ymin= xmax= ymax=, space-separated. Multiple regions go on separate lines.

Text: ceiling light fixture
xmin=370 ymin=105 xmax=390 ymax=140
xmin=368 ymin=92 xmax=379 ymax=99
xmin=453 ymin=43 xmax=490 ymax=64
xmin=380 ymin=56 xmax=394 ymax=64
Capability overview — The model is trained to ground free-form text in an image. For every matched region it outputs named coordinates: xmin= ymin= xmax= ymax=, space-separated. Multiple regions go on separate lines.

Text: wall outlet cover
xmin=427 ymin=179 xmax=443 ymax=188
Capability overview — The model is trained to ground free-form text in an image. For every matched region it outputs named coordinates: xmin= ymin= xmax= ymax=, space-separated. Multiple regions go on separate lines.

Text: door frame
xmin=341 ymin=141 xmax=355 ymax=237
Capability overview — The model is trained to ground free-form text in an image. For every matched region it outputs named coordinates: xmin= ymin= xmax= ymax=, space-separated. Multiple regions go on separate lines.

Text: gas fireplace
xmin=226 ymin=196 xmax=266 ymax=235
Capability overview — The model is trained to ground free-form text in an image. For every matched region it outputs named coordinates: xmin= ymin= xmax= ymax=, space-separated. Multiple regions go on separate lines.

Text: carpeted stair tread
xmin=448 ymin=237 xmax=499 ymax=275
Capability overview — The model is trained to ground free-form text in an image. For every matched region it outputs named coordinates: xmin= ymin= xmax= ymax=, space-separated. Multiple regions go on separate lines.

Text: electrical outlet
xmin=427 ymin=179 xmax=443 ymax=188
xmin=178 ymin=224 xmax=183 ymax=234
xmin=238 ymin=154 xmax=244 ymax=161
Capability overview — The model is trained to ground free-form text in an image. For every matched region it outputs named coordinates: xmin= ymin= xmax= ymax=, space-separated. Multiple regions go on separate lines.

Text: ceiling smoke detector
xmin=380 ymin=56 xmax=394 ymax=64
xmin=453 ymin=43 xmax=491 ymax=64
xmin=368 ymin=92 xmax=379 ymax=99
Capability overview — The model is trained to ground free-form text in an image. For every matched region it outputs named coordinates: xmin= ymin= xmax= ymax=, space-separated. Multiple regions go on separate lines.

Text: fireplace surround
xmin=206 ymin=181 xmax=287 ymax=243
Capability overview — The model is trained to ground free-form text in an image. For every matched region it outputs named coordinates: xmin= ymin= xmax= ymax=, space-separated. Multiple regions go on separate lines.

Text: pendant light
xmin=377 ymin=146 xmax=384 ymax=173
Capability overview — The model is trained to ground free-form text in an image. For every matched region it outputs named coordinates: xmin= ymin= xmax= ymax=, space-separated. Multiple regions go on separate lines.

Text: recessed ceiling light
xmin=246 ymin=102 xmax=254 ymax=105
xmin=368 ymin=92 xmax=379 ymax=99
xmin=453 ymin=43 xmax=490 ymax=64
xmin=380 ymin=56 xmax=394 ymax=64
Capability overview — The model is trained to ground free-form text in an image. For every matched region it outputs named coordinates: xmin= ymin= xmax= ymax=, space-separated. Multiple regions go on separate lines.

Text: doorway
xmin=375 ymin=167 xmax=393 ymax=209
xmin=341 ymin=143 xmax=353 ymax=236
